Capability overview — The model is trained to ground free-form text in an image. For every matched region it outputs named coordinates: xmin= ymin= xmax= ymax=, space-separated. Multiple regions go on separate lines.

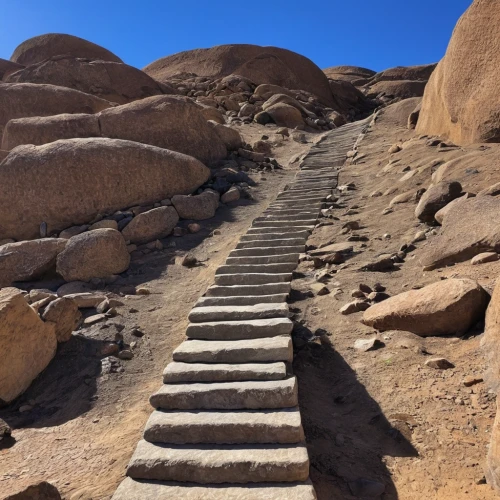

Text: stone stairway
xmin=112 ymin=118 xmax=371 ymax=500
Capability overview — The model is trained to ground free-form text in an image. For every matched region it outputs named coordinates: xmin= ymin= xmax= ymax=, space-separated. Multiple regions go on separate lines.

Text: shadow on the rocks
xmin=293 ymin=328 xmax=417 ymax=500
xmin=0 ymin=335 xmax=103 ymax=430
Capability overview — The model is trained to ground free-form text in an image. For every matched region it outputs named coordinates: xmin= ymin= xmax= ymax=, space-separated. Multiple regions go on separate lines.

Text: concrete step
xmin=245 ymin=226 xmax=311 ymax=235
xmin=143 ymin=408 xmax=304 ymax=445
xmin=229 ymin=246 xmax=305 ymax=257
xmin=150 ymin=377 xmax=299 ymax=410
xmin=225 ymin=254 xmax=300 ymax=265
xmin=187 ymin=317 xmax=293 ymax=340
xmin=254 ymin=215 xmax=317 ymax=222
xmin=215 ymin=263 xmax=297 ymax=274
xmin=251 ymin=221 xmax=314 ymax=228
xmin=173 ymin=336 xmax=293 ymax=363
xmin=261 ymin=210 xmax=317 ymax=217
xmin=113 ymin=477 xmax=318 ymax=500
xmin=240 ymin=231 xmax=309 ymax=241
xmin=205 ymin=282 xmax=291 ymax=297
xmin=126 ymin=440 xmax=310 ymax=484
xmin=163 ymin=361 xmax=287 ymax=383
xmin=236 ymin=238 xmax=305 ymax=249
xmin=214 ymin=273 xmax=292 ymax=286
xmin=188 ymin=303 xmax=290 ymax=323
xmin=194 ymin=294 xmax=288 ymax=307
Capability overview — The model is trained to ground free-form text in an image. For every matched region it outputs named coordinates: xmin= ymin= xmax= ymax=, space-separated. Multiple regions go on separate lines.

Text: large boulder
xmin=0 ymin=138 xmax=210 ymax=240
xmin=121 ymin=207 xmax=179 ymax=244
xmin=416 ymin=0 xmax=500 ymax=144
xmin=4 ymin=481 xmax=61 ymax=500
xmin=0 ymin=287 xmax=57 ymax=405
xmin=323 ymin=65 xmax=375 ymax=85
xmin=5 ymin=57 xmax=167 ymax=104
xmin=0 ymin=82 xmax=112 ymax=139
xmin=207 ymin=121 xmax=243 ymax=151
xmin=262 ymin=94 xmax=313 ymax=118
xmin=366 ymin=80 xmax=427 ymax=99
xmin=328 ymin=79 xmax=376 ymax=116
xmin=415 ymin=180 xmax=463 ymax=222
xmin=42 ymin=297 xmax=81 ymax=342
xmin=368 ymin=64 xmax=437 ymax=84
xmin=263 ymin=103 xmax=304 ymax=128
xmin=143 ymin=44 xmax=335 ymax=106
xmin=2 ymin=113 xmax=99 ymax=150
xmin=420 ymin=196 xmax=500 ymax=270
xmin=98 ymin=96 xmax=227 ymax=164
xmin=362 ymin=278 xmax=489 ymax=336
xmin=0 ymin=239 xmax=67 ymax=287
xmin=56 ymin=229 xmax=130 ymax=282
xmin=10 ymin=33 xmax=123 ymax=66
xmin=172 ymin=191 xmax=220 ymax=220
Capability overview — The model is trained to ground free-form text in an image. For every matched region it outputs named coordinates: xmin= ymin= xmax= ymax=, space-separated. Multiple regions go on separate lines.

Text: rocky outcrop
xmin=10 ymin=33 xmax=123 ymax=66
xmin=366 ymin=80 xmax=427 ymax=99
xmin=0 ymin=239 xmax=67 ymax=287
xmin=415 ymin=181 xmax=462 ymax=222
xmin=0 ymin=58 xmax=23 ymax=79
xmin=5 ymin=57 xmax=167 ymax=104
xmin=56 ymin=229 xmax=130 ymax=282
xmin=0 ymin=138 xmax=210 ymax=240
xmin=322 ymin=65 xmax=375 ymax=85
xmin=362 ymin=278 xmax=489 ymax=336
xmin=0 ymin=82 xmax=113 ymax=139
xmin=0 ymin=288 xmax=57 ymax=405
xmin=416 ymin=0 xmax=500 ymax=144
xmin=420 ymin=196 xmax=500 ymax=270
xmin=143 ymin=44 xmax=335 ymax=106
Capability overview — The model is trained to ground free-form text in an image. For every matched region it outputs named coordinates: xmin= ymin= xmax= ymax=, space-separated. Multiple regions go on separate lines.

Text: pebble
xmin=118 ymin=350 xmax=134 ymax=360
xmin=136 ymin=287 xmax=151 ymax=295
xmin=354 ymin=337 xmax=384 ymax=352
xmin=425 ymin=357 xmax=454 ymax=370
xmin=340 ymin=300 xmax=370 ymax=315
xmin=84 ymin=314 xmax=107 ymax=325
xmin=463 ymin=376 xmax=484 ymax=387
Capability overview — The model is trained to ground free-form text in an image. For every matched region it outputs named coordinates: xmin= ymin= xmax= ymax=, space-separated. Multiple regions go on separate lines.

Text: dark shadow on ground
xmin=293 ymin=326 xmax=417 ymax=500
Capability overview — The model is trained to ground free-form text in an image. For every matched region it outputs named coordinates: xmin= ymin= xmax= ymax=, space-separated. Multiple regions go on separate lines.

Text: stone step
xmin=194 ymin=294 xmax=289 ymax=307
xmin=215 ymin=263 xmax=297 ymax=274
xmin=173 ymin=336 xmax=293 ymax=363
xmin=261 ymin=210 xmax=317 ymax=217
xmin=214 ymin=273 xmax=292 ymax=286
xmin=188 ymin=303 xmax=290 ymax=323
xmin=143 ymin=408 xmax=304 ymax=445
xmin=163 ymin=361 xmax=287 ymax=383
xmin=187 ymin=317 xmax=293 ymax=340
xmin=251 ymin=221 xmax=314 ymax=228
xmin=245 ymin=226 xmax=311 ymax=235
xmin=269 ymin=199 xmax=324 ymax=206
xmin=236 ymin=238 xmax=305 ymax=249
xmin=206 ymin=282 xmax=291 ymax=297
xmin=126 ymin=440 xmax=310 ymax=484
xmin=276 ymin=191 xmax=330 ymax=199
xmin=113 ymin=477 xmax=318 ymax=500
xmin=254 ymin=215 xmax=317 ymax=222
xmin=225 ymin=254 xmax=300 ymax=265
xmin=240 ymin=231 xmax=309 ymax=241
xmin=229 ymin=246 xmax=305 ymax=257
xmin=150 ymin=377 xmax=299 ymax=410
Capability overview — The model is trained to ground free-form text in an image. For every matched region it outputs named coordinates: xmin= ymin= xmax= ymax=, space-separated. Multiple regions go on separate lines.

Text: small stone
xmin=131 ymin=327 xmax=145 ymax=337
xmin=412 ymin=231 xmax=427 ymax=243
xmin=188 ymin=223 xmax=201 ymax=233
xmin=136 ymin=287 xmax=151 ymax=296
xmin=221 ymin=186 xmax=241 ymax=204
xmin=367 ymin=292 xmax=390 ymax=302
xmin=463 ymin=376 xmax=484 ymax=387
xmin=389 ymin=144 xmax=402 ymax=154
xmin=84 ymin=314 xmax=107 ymax=325
xmin=19 ymin=404 xmax=33 ymax=413
xmin=425 ymin=357 xmax=454 ymax=369
xmin=354 ymin=337 xmax=384 ymax=352
xmin=340 ymin=300 xmax=370 ymax=315
xmin=211 ymin=229 xmax=221 ymax=236
xmin=96 ymin=299 xmax=110 ymax=314
xmin=0 ymin=418 xmax=11 ymax=440
xmin=181 ymin=254 xmax=198 ymax=267
xmin=359 ymin=284 xmax=373 ymax=294
xmin=382 ymin=207 xmax=393 ymax=215
xmin=118 ymin=350 xmax=134 ymax=360
xmin=100 ymin=343 xmax=119 ymax=357
xmin=352 ymin=289 xmax=366 ymax=298
xmin=383 ymin=233 xmax=391 ymax=240
xmin=471 ymin=252 xmax=499 ymax=265
xmin=373 ymin=283 xmax=386 ymax=292
xmin=173 ymin=227 xmax=187 ymax=237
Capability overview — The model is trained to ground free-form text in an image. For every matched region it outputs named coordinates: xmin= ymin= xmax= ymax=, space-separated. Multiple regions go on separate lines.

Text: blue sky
xmin=1 ymin=0 xmax=471 ymax=72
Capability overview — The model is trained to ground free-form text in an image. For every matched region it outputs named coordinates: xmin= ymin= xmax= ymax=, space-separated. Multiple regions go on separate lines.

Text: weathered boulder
xmin=42 ymin=297 xmax=81 ymax=342
xmin=172 ymin=191 xmax=220 ymax=220
xmin=208 ymin=121 xmax=243 ymax=151
xmin=143 ymin=44 xmax=335 ymax=106
xmin=362 ymin=278 xmax=489 ymax=336
xmin=366 ymin=80 xmax=427 ymax=99
xmin=264 ymin=103 xmax=304 ymax=128
xmin=0 ymin=288 xmax=57 ymax=405
xmin=121 ymin=207 xmax=179 ymax=244
xmin=416 ymin=0 xmax=500 ymax=144
xmin=328 ymin=79 xmax=375 ymax=116
xmin=221 ymin=186 xmax=241 ymax=204
xmin=198 ymin=106 xmax=225 ymax=124
xmin=420 ymin=196 xmax=500 ymax=270
xmin=2 ymin=113 xmax=99 ymax=150
xmin=262 ymin=94 xmax=313 ymax=117
xmin=10 ymin=33 xmax=123 ymax=66
xmin=0 ymin=239 xmax=67 ymax=287
xmin=253 ymin=84 xmax=294 ymax=101
xmin=415 ymin=181 xmax=462 ymax=222
xmin=323 ymin=65 xmax=375 ymax=84
xmin=368 ymin=64 xmax=437 ymax=83
xmin=0 ymin=138 xmax=210 ymax=240
xmin=0 ymin=58 xmax=23 ymax=79
xmin=4 ymin=481 xmax=62 ymax=500
xmin=5 ymin=57 xmax=167 ymax=105
xmin=98 ymin=96 xmax=227 ymax=164
xmin=0 ymin=82 xmax=113 ymax=139
xmin=56 ymin=229 xmax=130 ymax=282
xmin=434 ymin=193 xmax=473 ymax=225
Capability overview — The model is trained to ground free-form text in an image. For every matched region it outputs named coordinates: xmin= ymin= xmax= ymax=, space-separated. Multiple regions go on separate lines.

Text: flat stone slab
xmin=143 ymin=408 xmax=304 ymax=444
xmin=229 ymin=246 xmax=305 ymax=257
xmin=206 ymin=283 xmax=291 ymax=297
xmin=309 ymin=242 xmax=354 ymax=256
xmin=113 ymin=478 xmax=318 ymax=500
xmin=254 ymin=215 xmax=318 ymax=222
xmin=246 ymin=227 xmax=311 ymax=235
xmin=225 ymin=254 xmax=300 ymax=265
xmin=150 ymin=377 xmax=299 ymax=410
xmin=173 ymin=336 xmax=293 ymax=363
xmin=126 ymin=440 xmax=310 ymax=483
xmin=236 ymin=238 xmax=306 ymax=249
xmin=214 ymin=273 xmax=292 ymax=286
xmin=216 ymin=263 xmax=297 ymax=274
xmin=188 ymin=303 xmax=290 ymax=323
xmin=187 ymin=317 xmax=293 ymax=340
xmin=251 ymin=222 xmax=314 ymax=228
xmin=194 ymin=294 xmax=289 ymax=307
xmin=240 ymin=232 xmax=310 ymax=241
xmin=163 ymin=361 xmax=287 ymax=383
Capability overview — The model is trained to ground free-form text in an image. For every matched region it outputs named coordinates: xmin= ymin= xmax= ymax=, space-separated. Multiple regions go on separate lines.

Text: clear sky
xmin=1 ymin=0 xmax=472 ymax=72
